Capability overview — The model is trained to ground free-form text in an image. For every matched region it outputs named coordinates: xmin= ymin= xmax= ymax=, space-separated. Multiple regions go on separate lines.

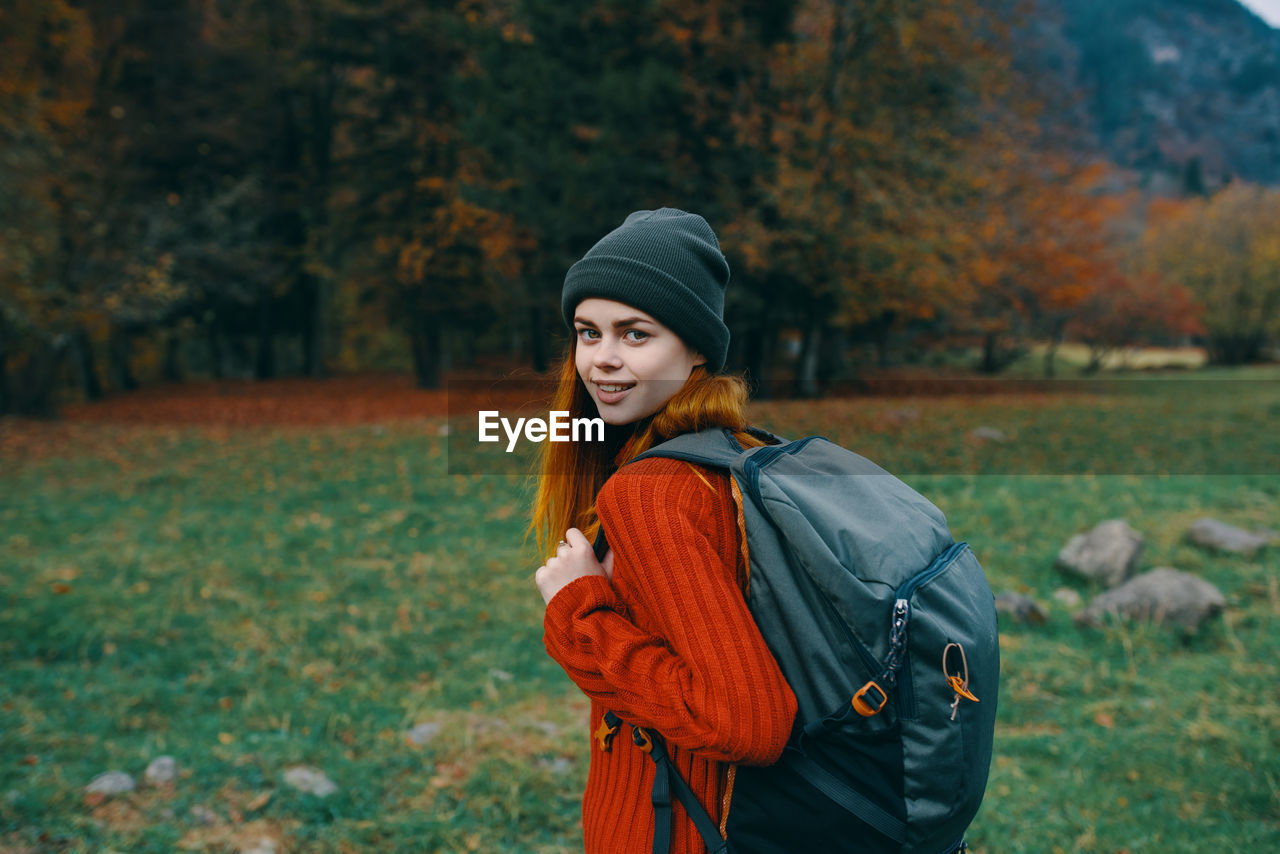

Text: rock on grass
xmin=283 ymin=766 xmax=337 ymax=797
xmin=1076 ymin=567 xmax=1226 ymax=632
xmin=1186 ymin=518 xmax=1270 ymax=556
xmin=85 ymin=771 xmax=136 ymax=796
xmin=995 ymin=592 xmax=1048 ymax=625
xmin=1056 ymin=519 xmax=1144 ymax=587
xmin=407 ymin=722 xmax=441 ymax=746
xmin=144 ymin=756 xmax=177 ymax=785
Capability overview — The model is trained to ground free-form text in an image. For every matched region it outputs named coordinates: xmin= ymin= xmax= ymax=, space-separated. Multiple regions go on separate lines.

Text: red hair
xmin=528 ymin=340 xmax=763 ymax=559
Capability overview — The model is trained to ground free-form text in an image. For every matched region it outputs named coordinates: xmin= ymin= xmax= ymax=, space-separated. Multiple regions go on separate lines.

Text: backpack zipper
xmin=895 ymin=541 xmax=968 ymax=603
xmin=891 ymin=541 xmax=970 ymax=718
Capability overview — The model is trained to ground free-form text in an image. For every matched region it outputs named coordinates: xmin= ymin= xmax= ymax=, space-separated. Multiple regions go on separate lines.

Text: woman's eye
xmin=623 ymin=329 xmax=649 ymax=342
xmin=577 ymin=328 xmax=599 ymax=341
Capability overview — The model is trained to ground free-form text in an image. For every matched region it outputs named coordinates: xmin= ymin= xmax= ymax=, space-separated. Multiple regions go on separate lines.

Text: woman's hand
xmin=535 ymin=527 xmax=615 ymax=605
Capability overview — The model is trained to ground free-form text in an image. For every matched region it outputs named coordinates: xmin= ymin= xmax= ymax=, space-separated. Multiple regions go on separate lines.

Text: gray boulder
xmin=144 ymin=756 xmax=177 ymax=786
xmin=283 ymin=766 xmax=337 ymax=797
xmin=1076 ymin=567 xmax=1225 ymax=631
xmin=968 ymin=426 xmax=1008 ymax=444
xmin=1186 ymin=518 xmax=1269 ymax=556
xmin=407 ymin=722 xmax=440 ymax=746
xmin=1056 ymin=520 xmax=1144 ymax=587
xmin=994 ymin=592 xmax=1047 ymax=625
xmin=86 ymin=771 xmax=136 ymax=796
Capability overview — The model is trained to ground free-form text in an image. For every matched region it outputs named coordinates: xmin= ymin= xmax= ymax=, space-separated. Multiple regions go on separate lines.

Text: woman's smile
xmin=593 ymin=380 xmax=636 ymax=405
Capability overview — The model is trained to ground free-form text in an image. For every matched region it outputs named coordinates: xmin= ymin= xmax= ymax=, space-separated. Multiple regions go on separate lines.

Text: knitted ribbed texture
xmin=561 ymin=209 xmax=732 ymax=371
xmin=544 ymin=456 xmax=797 ymax=853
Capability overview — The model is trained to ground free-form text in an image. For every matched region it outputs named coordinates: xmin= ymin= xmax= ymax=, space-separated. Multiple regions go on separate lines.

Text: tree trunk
xmin=255 ymin=296 xmax=276 ymax=379
xmin=742 ymin=315 xmax=777 ymax=400
xmin=529 ymin=303 xmax=550 ymax=374
xmin=1043 ymin=318 xmax=1065 ymax=378
xmin=508 ymin=317 xmax=523 ymax=361
xmin=981 ymin=332 xmax=997 ymax=374
xmin=0 ymin=316 xmax=9 ymax=415
xmin=162 ymin=331 xmax=183 ymax=382
xmin=300 ymin=279 xmax=317 ymax=377
xmin=8 ymin=335 xmax=68 ymax=417
xmin=872 ymin=311 xmax=896 ymax=369
xmin=874 ymin=327 xmax=890 ymax=369
xmin=71 ymin=328 xmax=102 ymax=401
xmin=979 ymin=332 xmax=1023 ymax=375
xmin=303 ymin=6 xmax=335 ymax=379
xmin=793 ymin=316 xmax=822 ymax=398
xmin=1082 ymin=342 xmax=1108 ymax=374
xmin=820 ymin=327 xmax=847 ymax=385
xmin=228 ymin=334 xmax=253 ymax=378
xmin=0 ymin=346 xmax=8 ymax=416
xmin=207 ymin=317 xmax=225 ymax=379
xmin=410 ymin=313 xmax=442 ymax=389
xmin=306 ymin=274 xmax=326 ymax=378
xmin=108 ymin=326 xmax=138 ymax=391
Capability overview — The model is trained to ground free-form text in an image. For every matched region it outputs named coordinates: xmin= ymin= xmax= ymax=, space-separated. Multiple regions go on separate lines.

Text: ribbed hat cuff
xmin=562 ymin=255 xmax=730 ymax=372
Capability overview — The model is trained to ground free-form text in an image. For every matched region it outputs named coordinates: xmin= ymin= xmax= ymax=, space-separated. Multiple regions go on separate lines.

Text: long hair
xmin=528 ymin=340 xmax=763 ymax=560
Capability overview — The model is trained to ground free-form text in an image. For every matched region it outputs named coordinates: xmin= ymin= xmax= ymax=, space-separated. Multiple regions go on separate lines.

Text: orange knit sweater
xmin=543 ymin=456 xmax=797 ymax=854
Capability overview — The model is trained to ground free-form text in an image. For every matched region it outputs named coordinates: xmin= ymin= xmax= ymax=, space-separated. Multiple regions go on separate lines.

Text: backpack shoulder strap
xmin=631 ymin=427 xmax=749 ymax=469
xmin=591 ymin=427 xmax=785 ymax=561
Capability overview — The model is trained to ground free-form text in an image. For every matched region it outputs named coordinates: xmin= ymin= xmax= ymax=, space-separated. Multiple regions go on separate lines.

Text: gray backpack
xmin=597 ymin=428 xmax=999 ymax=854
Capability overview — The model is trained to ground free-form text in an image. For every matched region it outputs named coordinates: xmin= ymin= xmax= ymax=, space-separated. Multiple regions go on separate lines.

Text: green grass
xmin=2 ymin=377 xmax=1279 ymax=852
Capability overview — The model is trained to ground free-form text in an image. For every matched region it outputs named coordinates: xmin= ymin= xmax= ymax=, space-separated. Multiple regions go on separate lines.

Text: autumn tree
xmin=1065 ymin=269 xmax=1202 ymax=372
xmin=1141 ymin=184 xmax=1280 ymax=364
xmin=0 ymin=0 xmax=105 ymax=413
xmin=947 ymin=153 xmax=1137 ymax=374
xmin=467 ymin=0 xmax=788 ymax=372
xmin=724 ymin=0 xmax=1041 ymax=393
xmin=322 ymin=1 xmax=525 ymax=389
xmin=0 ymin=0 xmax=277 ymax=410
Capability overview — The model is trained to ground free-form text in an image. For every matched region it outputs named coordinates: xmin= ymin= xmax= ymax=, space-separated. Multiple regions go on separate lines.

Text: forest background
xmin=4 ymin=0 xmax=1280 ymax=415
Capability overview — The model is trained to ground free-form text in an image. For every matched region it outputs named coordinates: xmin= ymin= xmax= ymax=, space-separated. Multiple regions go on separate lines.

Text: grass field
xmin=2 ymin=374 xmax=1279 ymax=852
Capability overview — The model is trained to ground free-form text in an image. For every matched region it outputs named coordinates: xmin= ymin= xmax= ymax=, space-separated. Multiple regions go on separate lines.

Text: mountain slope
xmin=1025 ymin=0 xmax=1280 ymax=189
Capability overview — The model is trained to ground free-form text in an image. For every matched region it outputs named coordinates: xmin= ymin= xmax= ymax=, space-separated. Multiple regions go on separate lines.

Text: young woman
xmin=530 ymin=209 xmax=797 ymax=853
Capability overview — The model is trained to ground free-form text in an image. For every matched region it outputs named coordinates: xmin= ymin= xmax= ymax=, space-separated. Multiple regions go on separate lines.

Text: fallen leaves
xmin=177 ymin=818 xmax=288 ymax=853
xmin=245 ymin=790 xmax=273 ymax=812
xmin=61 ymin=376 xmax=451 ymax=427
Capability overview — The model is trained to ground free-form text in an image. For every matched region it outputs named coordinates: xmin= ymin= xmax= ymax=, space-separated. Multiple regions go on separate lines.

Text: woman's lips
xmin=594 ymin=381 xmax=635 ymax=405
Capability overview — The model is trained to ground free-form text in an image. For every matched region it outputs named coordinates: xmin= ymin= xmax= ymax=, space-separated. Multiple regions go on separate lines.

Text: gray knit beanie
xmin=561 ymin=208 xmax=731 ymax=372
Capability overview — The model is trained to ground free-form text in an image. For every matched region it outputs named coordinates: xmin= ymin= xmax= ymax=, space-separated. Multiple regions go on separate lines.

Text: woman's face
xmin=573 ymin=298 xmax=706 ymax=426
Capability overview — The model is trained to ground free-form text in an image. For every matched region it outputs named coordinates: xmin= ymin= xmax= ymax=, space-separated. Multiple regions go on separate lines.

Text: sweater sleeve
xmin=542 ymin=460 xmax=796 ymax=765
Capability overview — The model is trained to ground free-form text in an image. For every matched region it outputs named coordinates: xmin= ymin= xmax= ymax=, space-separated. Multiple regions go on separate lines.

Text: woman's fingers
xmin=564 ymin=527 xmax=592 ymax=551
xmin=535 ymin=529 xmax=609 ymax=606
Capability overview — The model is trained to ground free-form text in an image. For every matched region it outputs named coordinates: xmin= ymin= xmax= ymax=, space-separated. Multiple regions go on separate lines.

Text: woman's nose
xmin=593 ymin=338 xmax=622 ymax=368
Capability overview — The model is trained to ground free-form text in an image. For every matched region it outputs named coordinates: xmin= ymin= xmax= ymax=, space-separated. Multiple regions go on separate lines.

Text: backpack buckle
xmin=852 ymin=681 xmax=889 ymax=717
xmin=595 ymin=712 xmax=621 ymax=752
xmin=631 ymin=726 xmax=655 ymax=754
